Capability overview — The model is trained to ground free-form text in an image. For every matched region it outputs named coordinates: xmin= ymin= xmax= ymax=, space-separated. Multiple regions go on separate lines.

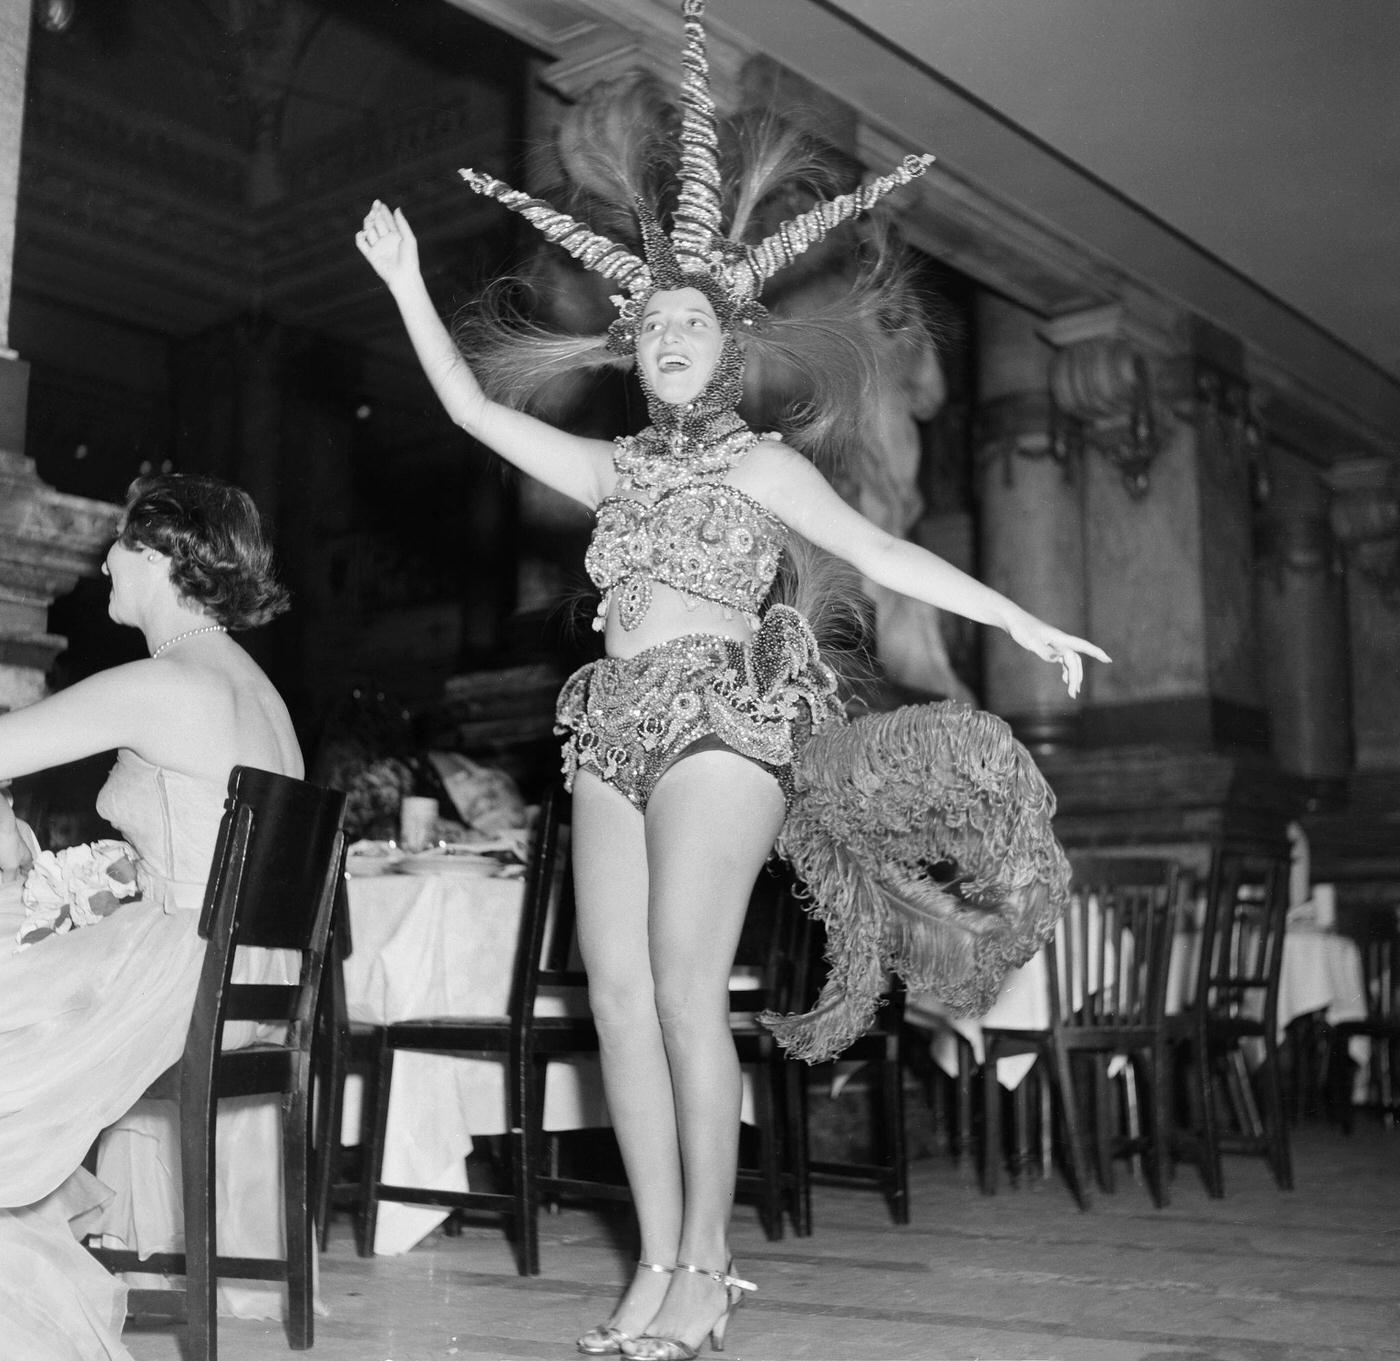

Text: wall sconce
xmin=1047 ymin=337 xmax=1165 ymax=498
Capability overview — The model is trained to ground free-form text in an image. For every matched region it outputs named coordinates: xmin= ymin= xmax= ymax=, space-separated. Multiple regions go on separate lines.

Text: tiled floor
xmin=123 ymin=1119 xmax=1399 ymax=1361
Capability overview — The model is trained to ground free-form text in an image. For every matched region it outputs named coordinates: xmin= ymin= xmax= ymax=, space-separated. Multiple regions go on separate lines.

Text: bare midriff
xmin=600 ymin=581 xmax=758 ymax=659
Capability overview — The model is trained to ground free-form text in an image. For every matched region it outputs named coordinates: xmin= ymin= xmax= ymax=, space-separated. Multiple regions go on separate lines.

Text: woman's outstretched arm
xmin=356 ymin=201 xmax=616 ymax=509
xmin=743 ymin=444 xmax=1110 ymax=697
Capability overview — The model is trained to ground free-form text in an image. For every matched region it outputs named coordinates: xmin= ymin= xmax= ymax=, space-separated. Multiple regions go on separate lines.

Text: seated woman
xmin=0 ymin=472 xmax=298 ymax=1361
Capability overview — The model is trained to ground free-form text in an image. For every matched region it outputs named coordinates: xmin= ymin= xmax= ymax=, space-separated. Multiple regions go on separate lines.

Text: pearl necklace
xmin=151 ymin=624 xmax=228 ymax=659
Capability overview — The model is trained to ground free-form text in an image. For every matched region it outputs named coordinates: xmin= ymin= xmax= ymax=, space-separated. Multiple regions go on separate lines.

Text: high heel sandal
xmin=618 ymin=1261 xmax=756 ymax=1359
xmin=577 ymin=1261 xmax=676 ymax=1355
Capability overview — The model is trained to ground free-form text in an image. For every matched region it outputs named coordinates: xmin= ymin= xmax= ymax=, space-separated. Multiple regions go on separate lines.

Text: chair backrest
xmin=509 ymin=781 xmax=578 ymax=1028
xmin=1355 ymin=932 xmax=1399 ymax=1023
xmin=1194 ymin=845 xmax=1288 ymax=1024
xmin=731 ymin=862 xmax=811 ymax=1021
xmin=1050 ymin=855 xmax=1182 ymax=1030
xmin=191 ymin=766 xmax=348 ymax=1049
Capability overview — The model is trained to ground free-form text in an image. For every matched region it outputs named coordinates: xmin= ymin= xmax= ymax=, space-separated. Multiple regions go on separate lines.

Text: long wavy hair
xmin=455 ymin=72 xmax=938 ymax=477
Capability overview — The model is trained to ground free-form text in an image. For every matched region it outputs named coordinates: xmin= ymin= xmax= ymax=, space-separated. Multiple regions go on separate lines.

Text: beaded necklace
xmin=150 ymin=624 xmax=228 ymax=659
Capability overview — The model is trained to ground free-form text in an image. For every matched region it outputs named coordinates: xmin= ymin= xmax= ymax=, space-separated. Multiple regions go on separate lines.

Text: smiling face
xmin=635 ymin=287 xmax=726 ymax=406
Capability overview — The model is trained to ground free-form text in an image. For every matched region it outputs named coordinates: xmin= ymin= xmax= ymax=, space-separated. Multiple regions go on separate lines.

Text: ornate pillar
xmin=1022 ymin=309 xmax=1288 ymax=866
xmin=1328 ymin=456 xmax=1400 ymax=769
xmin=1039 ymin=307 xmax=1267 ymax=750
xmin=0 ymin=0 xmax=115 ymax=713
xmin=974 ymin=291 xmax=1085 ymax=749
xmin=1254 ymin=447 xmax=1352 ymax=796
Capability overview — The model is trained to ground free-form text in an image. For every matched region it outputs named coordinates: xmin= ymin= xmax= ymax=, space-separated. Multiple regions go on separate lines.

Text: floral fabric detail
xmin=586 ymin=422 xmax=786 ymax=633
xmin=588 ymin=482 xmax=785 ymax=631
xmin=16 ymin=838 xmax=144 ymax=948
xmin=555 ymin=605 xmax=844 ymax=812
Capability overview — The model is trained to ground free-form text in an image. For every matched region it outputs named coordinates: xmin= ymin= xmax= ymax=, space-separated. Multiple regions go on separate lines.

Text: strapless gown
xmin=0 ymin=751 xmax=302 ymax=1359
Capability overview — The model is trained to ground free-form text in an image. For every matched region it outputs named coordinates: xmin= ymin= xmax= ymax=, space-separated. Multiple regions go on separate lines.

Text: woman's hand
xmin=356 ymin=201 xmax=420 ymax=290
xmin=1004 ymin=612 xmax=1112 ymax=699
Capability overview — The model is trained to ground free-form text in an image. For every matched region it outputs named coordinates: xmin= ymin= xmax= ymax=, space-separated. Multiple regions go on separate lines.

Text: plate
xmin=454 ymin=828 xmax=530 ymax=857
xmin=397 ymin=847 xmax=499 ymax=877
xmin=345 ymin=840 xmax=403 ymax=877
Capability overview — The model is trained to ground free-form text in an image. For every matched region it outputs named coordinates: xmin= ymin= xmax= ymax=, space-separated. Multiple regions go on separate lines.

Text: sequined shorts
xmin=555 ymin=605 xmax=844 ymax=814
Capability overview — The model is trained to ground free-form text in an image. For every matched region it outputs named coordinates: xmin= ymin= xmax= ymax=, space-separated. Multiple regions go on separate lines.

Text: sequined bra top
xmin=586 ymin=423 xmax=786 ymax=632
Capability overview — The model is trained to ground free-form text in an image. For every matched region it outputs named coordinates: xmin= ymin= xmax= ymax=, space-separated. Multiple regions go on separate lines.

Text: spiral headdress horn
xmin=670 ymin=0 xmax=724 ymax=272
xmin=734 ymin=154 xmax=935 ymax=298
xmin=457 ymin=168 xmax=654 ymax=297
xmin=457 ymin=0 xmax=934 ymax=348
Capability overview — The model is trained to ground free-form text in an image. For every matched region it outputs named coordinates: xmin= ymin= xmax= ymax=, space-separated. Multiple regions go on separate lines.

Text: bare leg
xmin=571 ymin=772 xmax=678 ymax=1338
xmin=638 ymin=751 xmax=785 ymax=1349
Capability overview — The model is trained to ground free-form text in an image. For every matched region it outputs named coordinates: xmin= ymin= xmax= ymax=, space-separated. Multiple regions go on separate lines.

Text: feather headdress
xmin=458 ymin=0 xmax=932 ymax=355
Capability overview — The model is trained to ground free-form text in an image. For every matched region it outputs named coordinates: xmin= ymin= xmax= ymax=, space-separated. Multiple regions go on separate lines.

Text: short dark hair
xmin=119 ymin=474 xmax=290 ymax=630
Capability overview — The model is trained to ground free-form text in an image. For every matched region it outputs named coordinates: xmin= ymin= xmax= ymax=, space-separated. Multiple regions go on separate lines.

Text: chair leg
xmin=1260 ymin=1038 xmax=1294 ymax=1192
xmin=1049 ymin=1041 xmax=1091 ymax=1210
xmin=980 ymin=1042 xmax=1002 ymax=1195
xmin=285 ymin=1083 xmax=314 ymax=1349
xmin=955 ymin=1038 xmax=975 ymax=1163
xmin=783 ymin=1058 xmax=812 ymax=1237
xmin=882 ymin=1039 xmax=909 ymax=1226
xmin=1198 ymin=1035 xmax=1225 ymax=1199
xmin=1010 ymin=1076 xmax=1033 ymax=1184
xmin=748 ymin=1055 xmax=783 ymax=1240
xmin=1091 ymin=1058 xmax=1115 ymax=1193
xmin=509 ymin=1123 xmax=538 ymax=1276
xmin=514 ymin=1059 xmax=542 ymax=1277
xmin=358 ymin=1040 xmax=394 ymax=1259
xmin=181 ymin=1082 xmax=218 ymax=1361
xmin=1147 ymin=1043 xmax=1171 ymax=1209
xmin=313 ymin=1018 xmax=347 ymax=1250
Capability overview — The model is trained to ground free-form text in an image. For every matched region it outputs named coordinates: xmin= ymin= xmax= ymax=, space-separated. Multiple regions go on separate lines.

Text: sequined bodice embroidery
xmin=587 ymin=425 xmax=785 ymax=631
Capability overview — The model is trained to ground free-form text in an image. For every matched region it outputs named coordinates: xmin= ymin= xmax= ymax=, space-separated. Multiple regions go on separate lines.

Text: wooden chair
xmin=311 ymin=886 xmax=381 ymax=1250
xmin=357 ymin=781 xmax=595 ymax=1275
xmin=1167 ymin=845 xmax=1292 ymax=1197
xmin=87 ymin=765 xmax=348 ymax=1361
xmin=792 ymin=914 xmax=911 ymax=1227
xmin=537 ymin=860 xmax=817 ymax=1241
xmin=731 ymin=864 xmax=816 ymax=1239
xmin=1326 ymin=926 xmax=1400 ymax=1131
xmin=981 ymin=855 xmax=1181 ymax=1209
xmin=804 ymin=982 xmax=911 ymax=1225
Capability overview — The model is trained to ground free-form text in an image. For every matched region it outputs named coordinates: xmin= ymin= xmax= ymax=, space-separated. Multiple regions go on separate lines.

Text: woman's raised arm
xmin=743 ymin=444 xmax=1110 ymax=697
xmin=356 ymin=201 xmax=615 ymax=509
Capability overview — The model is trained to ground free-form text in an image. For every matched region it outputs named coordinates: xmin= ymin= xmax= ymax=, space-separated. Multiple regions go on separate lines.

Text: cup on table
xmin=1311 ymin=882 xmax=1336 ymax=931
xmin=398 ymin=796 xmax=438 ymax=852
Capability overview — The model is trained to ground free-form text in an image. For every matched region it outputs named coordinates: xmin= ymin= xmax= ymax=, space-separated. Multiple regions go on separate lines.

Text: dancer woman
xmin=358 ymin=6 xmax=1106 ymax=1356
xmin=0 ymin=473 xmax=296 ymax=1361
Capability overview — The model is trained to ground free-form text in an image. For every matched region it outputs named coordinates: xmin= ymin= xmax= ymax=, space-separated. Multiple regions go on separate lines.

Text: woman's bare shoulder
xmin=731 ymin=436 xmax=806 ymax=482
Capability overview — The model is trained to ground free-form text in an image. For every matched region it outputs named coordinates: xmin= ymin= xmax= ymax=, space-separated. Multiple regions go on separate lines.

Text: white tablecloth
xmin=909 ymin=923 xmax=1369 ymax=1090
xmin=342 ymin=868 xmax=609 ymax=1255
